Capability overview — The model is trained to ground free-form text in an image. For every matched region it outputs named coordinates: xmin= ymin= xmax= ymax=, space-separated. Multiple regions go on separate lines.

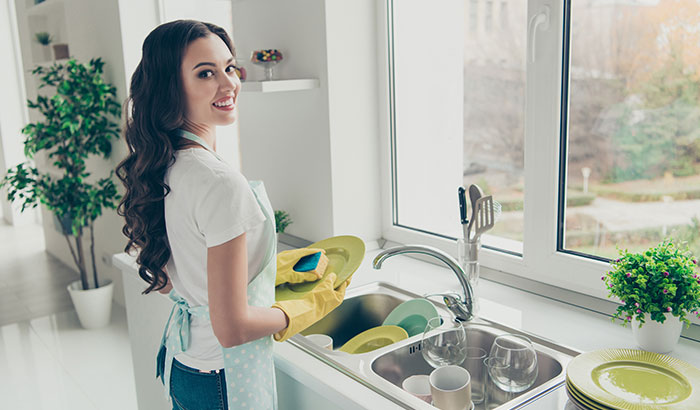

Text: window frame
xmin=378 ymin=0 xmax=613 ymax=301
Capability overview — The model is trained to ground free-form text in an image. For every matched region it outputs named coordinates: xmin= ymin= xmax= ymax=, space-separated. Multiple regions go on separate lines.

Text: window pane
xmin=464 ymin=0 xmax=526 ymax=253
xmin=392 ymin=0 xmax=464 ymax=238
xmin=565 ymin=0 xmax=700 ymax=258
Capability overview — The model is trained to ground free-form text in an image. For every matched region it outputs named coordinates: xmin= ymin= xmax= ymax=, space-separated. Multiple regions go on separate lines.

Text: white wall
xmin=235 ymin=0 xmax=383 ymax=244
xmin=0 ymin=0 xmax=35 ymax=226
xmin=233 ymin=0 xmax=335 ymax=242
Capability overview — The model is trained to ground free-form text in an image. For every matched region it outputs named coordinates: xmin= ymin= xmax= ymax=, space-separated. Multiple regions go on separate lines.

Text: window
xmin=563 ymin=0 xmax=700 ymax=261
xmin=382 ymin=0 xmax=700 ymax=307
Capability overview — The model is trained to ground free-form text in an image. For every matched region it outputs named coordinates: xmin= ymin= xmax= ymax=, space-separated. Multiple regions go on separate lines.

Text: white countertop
xmin=270 ymin=246 xmax=700 ymax=409
xmin=114 ymin=246 xmax=700 ymax=409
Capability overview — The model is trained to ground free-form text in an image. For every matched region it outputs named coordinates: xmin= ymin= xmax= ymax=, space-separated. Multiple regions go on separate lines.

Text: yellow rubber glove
xmin=276 ymin=248 xmax=328 ymax=286
xmin=272 ymin=272 xmax=349 ymax=342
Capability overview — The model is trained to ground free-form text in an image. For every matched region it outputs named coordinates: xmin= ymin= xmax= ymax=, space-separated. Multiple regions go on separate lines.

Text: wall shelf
xmin=241 ymin=78 xmax=319 ymax=93
xmin=26 ymin=0 xmax=64 ymax=17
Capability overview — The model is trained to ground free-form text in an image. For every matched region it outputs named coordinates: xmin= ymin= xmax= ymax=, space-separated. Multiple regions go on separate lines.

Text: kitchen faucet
xmin=372 ymin=245 xmax=474 ymax=322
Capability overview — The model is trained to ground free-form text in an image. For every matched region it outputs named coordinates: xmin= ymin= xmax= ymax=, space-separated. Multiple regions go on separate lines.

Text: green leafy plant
xmin=603 ymin=239 xmax=700 ymax=327
xmin=0 ymin=58 xmax=121 ymax=290
xmin=35 ymin=32 xmax=53 ymax=46
xmin=274 ymin=210 xmax=292 ymax=233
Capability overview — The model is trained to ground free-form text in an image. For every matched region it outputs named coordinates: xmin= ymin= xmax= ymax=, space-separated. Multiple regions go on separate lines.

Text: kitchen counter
xmin=114 ymin=246 xmax=700 ymax=409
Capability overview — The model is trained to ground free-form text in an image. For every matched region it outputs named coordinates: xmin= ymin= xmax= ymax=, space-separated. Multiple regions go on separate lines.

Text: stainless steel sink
xmin=301 ymin=292 xmax=404 ymax=347
xmin=288 ymin=282 xmax=579 ymax=409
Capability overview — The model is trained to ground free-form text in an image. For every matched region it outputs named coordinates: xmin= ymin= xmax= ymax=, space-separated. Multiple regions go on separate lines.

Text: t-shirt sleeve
xmin=194 ymin=170 xmax=266 ymax=248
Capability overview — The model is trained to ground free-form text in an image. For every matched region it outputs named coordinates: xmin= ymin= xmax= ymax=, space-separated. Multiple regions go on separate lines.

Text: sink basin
xmin=302 ymin=292 xmax=404 ymax=347
xmin=372 ymin=325 xmax=564 ymax=409
xmin=289 ymin=282 xmax=579 ymax=409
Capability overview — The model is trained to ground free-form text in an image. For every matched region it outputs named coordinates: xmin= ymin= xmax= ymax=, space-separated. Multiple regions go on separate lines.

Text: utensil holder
xmin=457 ymin=237 xmax=481 ymax=287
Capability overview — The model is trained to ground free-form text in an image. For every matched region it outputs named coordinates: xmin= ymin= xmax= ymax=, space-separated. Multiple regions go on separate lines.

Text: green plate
xmin=567 ymin=379 xmax=614 ymax=410
xmin=566 ymin=349 xmax=700 ymax=410
xmin=275 ymin=235 xmax=365 ymax=301
xmin=382 ymin=299 xmax=439 ymax=337
xmin=338 ymin=325 xmax=408 ymax=354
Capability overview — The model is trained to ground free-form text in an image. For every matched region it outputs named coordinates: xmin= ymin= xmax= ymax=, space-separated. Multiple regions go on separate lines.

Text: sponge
xmin=293 ymin=251 xmax=329 ymax=278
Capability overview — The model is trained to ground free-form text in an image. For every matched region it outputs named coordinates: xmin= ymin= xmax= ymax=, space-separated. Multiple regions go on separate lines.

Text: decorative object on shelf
xmin=251 ymin=49 xmax=283 ymax=81
xmin=34 ymin=31 xmax=52 ymax=61
xmin=274 ymin=209 xmax=292 ymax=233
xmin=234 ymin=64 xmax=247 ymax=82
xmin=603 ymin=239 xmax=700 ymax=353
xmin=34 ymin=31 xmax=52 ymax=45
xmin=52 ymin=43 xmax=70 ymax=60
xmin=0 ymin=58 xmax=122 ymax=329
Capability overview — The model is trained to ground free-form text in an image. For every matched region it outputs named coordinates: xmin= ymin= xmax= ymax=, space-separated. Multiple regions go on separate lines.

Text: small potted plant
xmin=0 ymin=58 xmax=121 ymax=329
xmin=274 ymin=209 xmax=293 ymax=234
xmin=34 ymin=31 xmax=52 ymax=62
xmin=603 ymin=239 xmax=700 ymax=353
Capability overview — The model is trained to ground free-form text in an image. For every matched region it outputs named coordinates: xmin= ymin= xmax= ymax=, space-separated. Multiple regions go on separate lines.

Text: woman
xmin=116 ymin=20 xmax=347 ymax=410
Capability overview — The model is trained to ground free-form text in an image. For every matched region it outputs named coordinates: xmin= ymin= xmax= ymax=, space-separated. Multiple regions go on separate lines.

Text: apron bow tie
xmin=167 ymin=292 xmax=192 ymax=352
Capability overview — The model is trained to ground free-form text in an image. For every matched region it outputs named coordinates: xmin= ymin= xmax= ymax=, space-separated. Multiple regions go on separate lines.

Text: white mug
xmin=402 ymin=375 xmax=432 ymax=403
xmin=430 ymin=365 xmax=472 ymax=410
xmin=305 ymin=334 xmax=333 ymax=350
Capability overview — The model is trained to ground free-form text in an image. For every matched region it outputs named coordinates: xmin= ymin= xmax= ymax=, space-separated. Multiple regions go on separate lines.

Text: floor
xmin=0 ymin=218 xmax=138 ymax=409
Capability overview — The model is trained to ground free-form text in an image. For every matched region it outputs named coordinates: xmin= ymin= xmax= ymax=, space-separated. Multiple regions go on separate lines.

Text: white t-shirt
xmin=163 ymin=148 xmax=269 ymax=371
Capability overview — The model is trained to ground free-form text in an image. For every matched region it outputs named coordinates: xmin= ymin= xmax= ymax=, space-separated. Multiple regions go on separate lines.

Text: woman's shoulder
xmin=171 ymin=149 xmax=248 ymax=190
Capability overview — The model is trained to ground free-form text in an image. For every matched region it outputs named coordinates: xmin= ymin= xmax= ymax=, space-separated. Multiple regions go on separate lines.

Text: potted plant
xmin=0 ymin=58 xmax=121 ymax=328
xmin=603 ymin=239 xmax=700 ymax=353
xmin=34 ymin=31 xmax=52 ymax=62
xmin=274 ymin=209 xmax=292 ymax=234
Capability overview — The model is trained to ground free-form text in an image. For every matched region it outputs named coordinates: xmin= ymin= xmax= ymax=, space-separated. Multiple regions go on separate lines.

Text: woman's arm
xmin=207 ymin=232 xmax=289 ymax=348
xmin=156 ymin=267 xmax=174 ymax=294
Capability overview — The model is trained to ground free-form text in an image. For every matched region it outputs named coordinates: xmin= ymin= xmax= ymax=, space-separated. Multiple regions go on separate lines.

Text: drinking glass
xmin=421 ymin=317 xmax=468 ymax=368
xmin=488 ymin=334 xmax=538 ymax=393
xmin=484 ymin=356 xmax=512 ymax=409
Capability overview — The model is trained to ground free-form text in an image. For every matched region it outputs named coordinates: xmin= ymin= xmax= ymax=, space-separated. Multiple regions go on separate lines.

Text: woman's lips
xmin=213 ymin=96 xmax=234 ymax=111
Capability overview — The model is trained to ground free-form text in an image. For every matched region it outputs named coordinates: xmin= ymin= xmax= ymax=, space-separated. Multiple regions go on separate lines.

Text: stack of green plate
xmin=565 ymin=348 xmax=700 ymax=410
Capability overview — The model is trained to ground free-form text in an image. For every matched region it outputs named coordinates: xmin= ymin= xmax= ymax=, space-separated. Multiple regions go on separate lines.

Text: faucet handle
xmin=422 ymin=292 xmax=472 ymax=322
xmin=423 ymin=292 xmax=462 ymax=303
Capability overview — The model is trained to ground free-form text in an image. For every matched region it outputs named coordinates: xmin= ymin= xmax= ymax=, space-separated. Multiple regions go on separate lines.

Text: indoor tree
xmin=0 ymin=58 xmax=121 ymax=290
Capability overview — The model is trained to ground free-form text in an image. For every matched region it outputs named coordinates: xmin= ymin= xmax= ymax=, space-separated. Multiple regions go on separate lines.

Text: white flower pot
xmin=631 ymin=312 xmax=683 ymax=354
xmin=67 ymin=279 xmax=114 ymax=329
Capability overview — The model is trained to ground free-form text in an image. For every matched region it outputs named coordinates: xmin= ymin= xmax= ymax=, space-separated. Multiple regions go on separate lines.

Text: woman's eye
xmin=198 ymin=70 xmax=214 ymax=79
xmin=226 ymin=65 xmax=237 ymax=73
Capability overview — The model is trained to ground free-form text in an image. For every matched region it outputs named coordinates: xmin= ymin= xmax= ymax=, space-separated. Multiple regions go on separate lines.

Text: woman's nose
xmin=220 ymin=73 xmax=239 ymax=92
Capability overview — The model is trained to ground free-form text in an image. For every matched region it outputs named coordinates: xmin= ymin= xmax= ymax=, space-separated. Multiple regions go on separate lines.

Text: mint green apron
xmin=157 ymin=129 xmax=278 ymax=409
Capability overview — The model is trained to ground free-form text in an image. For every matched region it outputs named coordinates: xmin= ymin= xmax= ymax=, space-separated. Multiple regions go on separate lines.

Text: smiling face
xmin=180 ymin=34 xmax=241 ymax=130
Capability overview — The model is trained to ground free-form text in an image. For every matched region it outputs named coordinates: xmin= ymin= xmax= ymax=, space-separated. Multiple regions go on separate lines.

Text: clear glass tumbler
xmin=421 ymin=317 xmax=468 ymax=368
xmin=488 ymin=334 xmax=538 ymax=393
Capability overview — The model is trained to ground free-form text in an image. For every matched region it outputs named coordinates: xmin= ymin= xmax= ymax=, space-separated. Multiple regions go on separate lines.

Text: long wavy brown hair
xmin=116 ymin=20 xmax=235 ymax=294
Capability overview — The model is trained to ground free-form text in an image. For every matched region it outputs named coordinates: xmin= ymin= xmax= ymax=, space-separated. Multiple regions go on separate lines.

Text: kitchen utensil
xmin=305 ymin=334 xmax=333 ymax=350
xmin=382 ymin=298 xmax=439 ymax=337
xmin=458 ymin=186 xmax=469 ymax=240
xmin=430 ymin=365 xmax=472 ymax=410
xmin=421 ymin=317 xmax=468 ymax=368
xmin=338 ymin=325 xmax=408 ymax=354
xmin=488 ymin=334 xmax=538 ymax=393
xmin=464 ymin=347 xmax=488 ymax=404
xmin=566 ymin=348 xmax=700 ymax=410
xmin=275 ymin=235 xmax=365 ymax=301
xmin=402 ymin=375 xmax=432 ymax=403
xmin=466 ymin=184 xmax=483 ymax=241
xmin=472 ymin=195 xmax=495 ymax=242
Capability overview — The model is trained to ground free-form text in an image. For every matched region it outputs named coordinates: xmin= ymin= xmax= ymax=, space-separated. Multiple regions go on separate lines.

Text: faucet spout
xmin=372 ymin=245 xmax=474 ymax=321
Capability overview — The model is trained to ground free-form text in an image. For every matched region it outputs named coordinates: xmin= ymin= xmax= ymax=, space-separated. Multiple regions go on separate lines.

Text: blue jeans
xmin=170 ymin=359 xmax=228 ymax=410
